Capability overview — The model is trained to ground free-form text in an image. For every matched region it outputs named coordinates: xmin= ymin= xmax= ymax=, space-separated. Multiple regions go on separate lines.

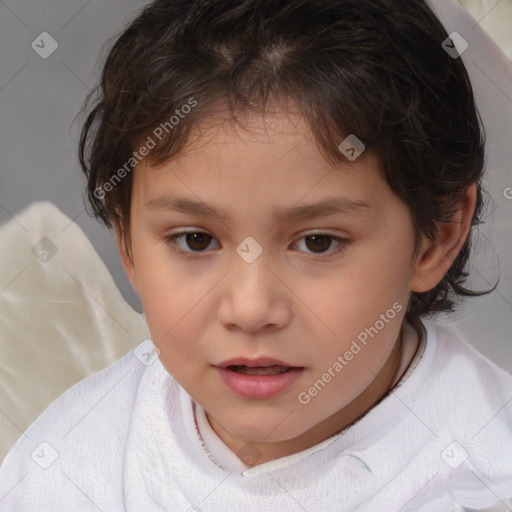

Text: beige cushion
xmin=0 ymin=202 xmax=149 ymax=462
xmin=459 ymin=0 xmax=512 ymax=62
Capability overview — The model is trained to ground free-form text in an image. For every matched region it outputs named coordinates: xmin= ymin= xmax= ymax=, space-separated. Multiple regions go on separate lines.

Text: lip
xmin=214 ymin=357 xmax=304 ymax=399
xmin=216 ymin=357 xmax=297 ymax=368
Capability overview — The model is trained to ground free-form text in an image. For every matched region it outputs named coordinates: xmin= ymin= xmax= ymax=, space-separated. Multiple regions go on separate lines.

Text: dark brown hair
xmin=79 ymin=0 xmax=491 ymax=322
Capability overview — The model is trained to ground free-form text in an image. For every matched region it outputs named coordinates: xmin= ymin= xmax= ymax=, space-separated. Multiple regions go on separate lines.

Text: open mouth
xmin=215 ymin=359 xmax=304 ymax=399
xmin=226 ymin=365 xmax=292 ymax=375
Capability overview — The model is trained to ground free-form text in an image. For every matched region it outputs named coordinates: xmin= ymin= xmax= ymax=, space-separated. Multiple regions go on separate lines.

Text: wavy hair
xmin=79 ymin=0 xmax=491 ymax=322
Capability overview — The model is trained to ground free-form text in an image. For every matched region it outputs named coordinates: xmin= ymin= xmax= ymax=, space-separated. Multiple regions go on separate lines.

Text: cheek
xmin=298 ymin=234 xmax=411 ymax=377
xmin=136 ymin=264 xmax=212 ymax=386
xmin=353 ymin=221 xmax=414 ymax=299
xmin=129 ymin=230 xmax=209 ymax=344
xmin=312 ymin=246 xmax=410 ymax=330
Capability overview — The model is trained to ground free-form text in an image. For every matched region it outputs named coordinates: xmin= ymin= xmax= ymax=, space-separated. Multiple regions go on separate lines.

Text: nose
xmin=217 ymin=250 xmax=291 ymax=334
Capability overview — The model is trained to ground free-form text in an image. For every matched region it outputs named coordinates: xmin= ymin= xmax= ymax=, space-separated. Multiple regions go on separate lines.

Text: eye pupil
xmin=306 ymin=235 xmax=331 ymax=252
xmin=187 ymin=232 xmax=211 ymax=251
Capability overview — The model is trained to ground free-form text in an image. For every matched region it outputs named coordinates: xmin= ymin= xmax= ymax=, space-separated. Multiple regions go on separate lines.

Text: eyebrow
xmin=145 ymin=195 xmax=372 ymax=222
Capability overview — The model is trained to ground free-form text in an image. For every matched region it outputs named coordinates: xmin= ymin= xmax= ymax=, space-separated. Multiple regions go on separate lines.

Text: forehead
xmin=132 ymin=110 xmax=390 ymax=221
xmin=173 ymin=108 xmax=322 ymax=163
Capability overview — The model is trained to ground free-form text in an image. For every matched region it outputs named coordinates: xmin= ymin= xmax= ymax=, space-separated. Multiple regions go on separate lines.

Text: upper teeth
xmin=229 ymin=365 xmax=290 ymax=375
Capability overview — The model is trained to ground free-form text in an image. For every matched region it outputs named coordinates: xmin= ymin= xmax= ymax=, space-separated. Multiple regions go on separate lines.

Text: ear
xmin=113 ymin=218 xmax=139 ymax=294
xmin=409 ymin=184 xmax=477 ymax=293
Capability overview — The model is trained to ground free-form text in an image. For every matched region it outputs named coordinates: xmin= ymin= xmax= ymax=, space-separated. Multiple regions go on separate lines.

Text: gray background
xmin=1 ymin=0 xmax=511 ymax=370
xmin=0 ymin=0 xmax=148 ymax=314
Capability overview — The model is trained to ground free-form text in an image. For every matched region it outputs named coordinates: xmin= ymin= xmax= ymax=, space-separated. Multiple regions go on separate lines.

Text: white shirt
xmin=1 ymin=320 xmax=511 ymax=511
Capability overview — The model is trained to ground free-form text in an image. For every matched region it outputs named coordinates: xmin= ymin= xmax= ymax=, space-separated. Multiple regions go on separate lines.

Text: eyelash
xmin=163 ymin=231 xmax=349 ymax=261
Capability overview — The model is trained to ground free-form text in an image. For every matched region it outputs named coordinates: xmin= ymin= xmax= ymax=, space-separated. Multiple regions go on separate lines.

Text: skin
xmin=115 ymin=109 xmax=476 ymax=467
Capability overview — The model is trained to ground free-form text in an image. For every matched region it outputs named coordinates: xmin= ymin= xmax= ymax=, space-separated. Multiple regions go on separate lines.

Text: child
xmin=1 ymin=0 xmax=511 ymax=510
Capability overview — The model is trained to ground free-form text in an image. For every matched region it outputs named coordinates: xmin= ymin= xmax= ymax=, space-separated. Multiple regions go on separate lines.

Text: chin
xmin=223 ymin=412 xmax=308 ymax=443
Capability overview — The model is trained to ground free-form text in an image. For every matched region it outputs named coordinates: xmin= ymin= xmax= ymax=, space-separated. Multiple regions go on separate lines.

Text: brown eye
xmin=165 ymin=231 xmax=217 ymax=253
xmin=304 ymin=235 xmax=334 ymax=253
xmin=293 ymin=234 xmax=348 ymax=258
xmin=183 ymin=232 xmax=212 ymax=251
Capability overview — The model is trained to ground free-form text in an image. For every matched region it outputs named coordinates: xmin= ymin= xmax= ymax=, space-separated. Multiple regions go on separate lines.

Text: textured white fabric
xmin=1 ymin=322 xmax=511 ymax=512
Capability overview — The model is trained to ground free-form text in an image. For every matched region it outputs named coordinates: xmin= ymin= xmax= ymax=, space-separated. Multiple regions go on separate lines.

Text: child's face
xmin=119 ymin=110 xmax=424 ymax=461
